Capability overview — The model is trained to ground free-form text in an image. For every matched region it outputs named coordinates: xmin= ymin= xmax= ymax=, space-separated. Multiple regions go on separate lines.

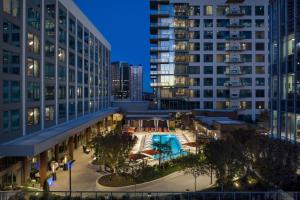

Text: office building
xmin=111 ymin=61 xmax=130 ymax=100
xmin=150 ymin=0 xmax=269 ymax=121
xmin=270 ymin=0 xmax=300 ymax=141
xmin=0 ymin=0 xmax=119 ymax=187
xmin=130 ymin=65 xmax=143 ymax=101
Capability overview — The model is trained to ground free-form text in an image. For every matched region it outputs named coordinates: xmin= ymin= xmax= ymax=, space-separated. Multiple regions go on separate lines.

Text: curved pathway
xmin=50 ymin=149 xmax=215 ymax=192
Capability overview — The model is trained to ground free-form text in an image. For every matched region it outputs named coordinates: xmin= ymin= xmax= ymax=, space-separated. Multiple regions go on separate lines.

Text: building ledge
xmin=0 ymin=108 xmax=119 ymax=157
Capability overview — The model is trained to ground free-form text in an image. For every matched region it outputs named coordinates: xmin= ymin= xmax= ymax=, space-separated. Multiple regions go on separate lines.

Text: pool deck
xmin=131 ymin=129 xmax=196 ymax=157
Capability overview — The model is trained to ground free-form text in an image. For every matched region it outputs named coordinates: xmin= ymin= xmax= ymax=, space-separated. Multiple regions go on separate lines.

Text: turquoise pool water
xmin=152 ymin=134 xmax=187 ymax=160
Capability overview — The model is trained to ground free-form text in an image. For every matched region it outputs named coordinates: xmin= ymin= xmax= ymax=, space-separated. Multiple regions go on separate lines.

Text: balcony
xmin=150 ymin=46 xmax=173 ymax=52
xmin=224 ymin=57 xmax=243 ymax=63
xmin=226 ymin=22 xmax=244 ymax=28
xmin=150 ymin=34 xmax=172 ymax=40
xmin=225 ymin=45 xmax=244 ymax=51
xmin=150 ymin=10 xmax=172 ymax=16
xmin=224 ymin=80 xmax=242 ymax=87
xmin=225 ymin=9 xmax=245 ymax=16
xmin=225 ymin=68 xmax=242 ymax=75
xmin=226 ymin=34 xmax=245 ymax=40
xmin=150 ymin=58 xmax=170 ymax=63
xmin=150 ymin=82 xmax=171 ymax=87
xmin=150 ymin=22 xmax=170 ymax=28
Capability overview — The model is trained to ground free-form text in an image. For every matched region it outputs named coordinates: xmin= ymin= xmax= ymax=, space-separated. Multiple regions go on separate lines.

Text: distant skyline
xmin=75 ymin=0 xmax=152 ymax=92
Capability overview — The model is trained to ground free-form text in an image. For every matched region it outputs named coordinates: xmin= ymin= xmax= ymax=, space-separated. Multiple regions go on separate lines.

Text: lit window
xmin=28 ymin=33 xmax=39 ymax=54
xmin=45 ymin=106 xmax=54 ymax=121
xmin=27 ymin=108 xmax=40 ymax=126
xmin=27 ymin=58 xmax=39 ymax=77
xmin=3 ymin=0 xmax=20 ymax=17
xmin=204 ymin=5 xmax=213 ymax=16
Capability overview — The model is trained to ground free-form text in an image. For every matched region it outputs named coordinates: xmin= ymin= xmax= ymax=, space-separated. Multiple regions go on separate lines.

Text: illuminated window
xmin=28 ymin=33 xmax=39 ymax=54
xmin=27 ymin=58 xmax=39 ymax=77
xmin=45 ymin=106 xmax=54 ymax=121
xmin=204 ymin=5 xmax=213 ymax=16
xmin=27 ymin=108 xmax=40 ymax=126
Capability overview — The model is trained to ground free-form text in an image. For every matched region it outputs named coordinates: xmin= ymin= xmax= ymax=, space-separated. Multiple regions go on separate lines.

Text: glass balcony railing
xmin=226 ymin=23 xmax=245 ymax=28
xmin=225 ymin=68 xmax=242 ymax=75
xmin=150 ymin=58 xmax=171 ymax=63
xmin=150 ymin=22 xmax=171 ymax=27
xmin=225 ymin=9 xmax=246 ymax=16
xmin=150 ymin=46 xmax=173 ymax=51
xmin=224 ymin=58 xmax=244 ymax=63
xmin=224 ymin=81 xmax=242 ymax=87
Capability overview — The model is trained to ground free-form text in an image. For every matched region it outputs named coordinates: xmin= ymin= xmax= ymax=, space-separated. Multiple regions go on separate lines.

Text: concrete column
xmin=21 ymin=157 xmax=30 ymax=185
xmin=68 ymin=136 xmax=74 ymax=160
xmin=54 ymin=144 xmax=59 ymax=162
xmin=167 ymin=120 xmax=170 ymax=131
xmin=85 ymin=128 xmax=91 ymax=146
xmin=40 ymin=151 xmax=48 ymax=188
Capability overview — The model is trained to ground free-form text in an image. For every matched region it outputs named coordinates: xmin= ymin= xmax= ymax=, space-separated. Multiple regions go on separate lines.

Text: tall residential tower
xmin=150 ymin=0 xmax=269 ymax=121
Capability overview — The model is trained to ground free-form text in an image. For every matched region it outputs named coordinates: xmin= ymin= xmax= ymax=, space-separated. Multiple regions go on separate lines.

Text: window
xmin=2 ymin=110 xmax=19 ymax=131
xmin=217 ymin=43 xmax=225 ymax=51
xmin=45 ymin=63 xmax=55 ymax=79
xmin=59 ymin=9 xmax=66 ymax=27
xmin=217 ymin=78 xmax=229 ymax=86
xmin=217 ymin=31 xmax=229 ymax=39
xmin=241 ymin=66 xmax=252 ymax=74
xmin=77 ymin=86 xmax=82 ymax=98
xmin=204 ymin=78 xmax=213 ymax=86
xmin=27 ymin=58 xmax=39 ymax=77
xmin=27 ymin=108 xmax=40 ymax=126
xmin=59 ymin=104 xmax=66 ymax=118
xmin=45 ymin=41 xmax=54 ymax=57
xmin=204 ymin=90 xmax=213 ymax=98
xmin=3 ymin=0 xmax=20 ymax=17
xmin=3 ymin=80 xmax=20 ymax=103
xmin=58 ymin=86 xmax=66 ymax=99
xmin=240 ymin=89 xmax=252 ymax=98
xmin=58 ymin=48 xmax=66 ymax=62
xmin=204 ymin=19 xmax=213 ymax=28
xmin=217 ymin=90 xmax=229 ymax=98
xmin=77 ymin=101 xmax=83 ymax=114
xmin=3 ymin=50 xmax=20 ymax=74
xmin=45 ymin=106 xmax=54 ymax=121
xmin=256 ymin=90 xmax=265 ymax=97
xmin=69 ymin=18 xmax=75 ymax=33
xmin=188 ymin=66 xmax=200 ymax=74
xmin=256 ymin=31 xmax=265 ymax=39
xmin=204 ymin=102 xmax=213 ymax=109
xmin=69 ymin=102 xmax=75 ymax=116
xmin=256 ymin=66 xmax=265 ymax=74
xmin=256 ymin=102 xmax=265 ymax=109
xmin=240 ymin=101 xmax=252 ymax=109
xmin=216 ymin=6 xmax=227 ymax=16
xmin=59 ymin=28 xmax=66 ymax=44
xmin=77 ymin=24 xmax=83 ymax=39
xmin=46 ymin=4 xmax=55 ymax=18
xmin=27 ymin=8 xmax=40 ymax=29
xmin=255 ymin=19 xmax=265 ymax=28
xmin=69 ymin=52 xmax=75 ymax=66
xmin=77 ymin=41 xmax=83 ymax=54
xmin=45 ymin=19 xmax=55 ymax=38
xmin=240 ymin=31 xmax=252 ymax=39
xmin=255 ymin=6 xmax=264 ymax=16
xmin=58 ymin=66 xmax=66 ymax=81
xmin=204 ymin=5 xmax=213 ymax=16
xmin=216 ymin=19 xmax=229 ymax=27
xmin=69 ymin=35 xmax=75 ymax=50
xmin=69 ymin=86 xmax=75 ymax=99
xmin=241 ymin=78 xmax=252 ymax=86
xmin=27 ymin=82 xmax=40 ymax=101
xmin=77 ymin=71 xmax=82 ymax=83
xmin=3 ymin=21 xmax=20 ymax=47
xmin=217 ymin=66 xmax=226 ymax=74
xmin=240 ymin=19 xmax=251 ymax=27
xmin=204 ymin=66 xmax=213 ymax=74
xmin=240 ymin=6 xmax=251 ymax=16
xmin=204 ymin=31 xmax=213 ymax=39
xmin=256 ymin=54 xmax=265 ymax=62
xmin=45 ymin=86 xmax=55 ymax=100
xmin=28 ymin=33 xmax=39 ymax=54
xmin=204 ymin=43 xmax=213 ymax=51
xmin=256 ymin=78 xmax=265 ymax=86
xmin=204 ymin=54 xmax=213 ymax=62
xmin=256 ymin=43 xmax=265 ymax=51
xmin=69 ymin=69 xmax=75 ymax=82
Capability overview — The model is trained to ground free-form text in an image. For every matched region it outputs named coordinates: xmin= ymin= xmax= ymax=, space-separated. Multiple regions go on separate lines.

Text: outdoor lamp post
xmin=68 ymin=160 xmax=76 ymax=196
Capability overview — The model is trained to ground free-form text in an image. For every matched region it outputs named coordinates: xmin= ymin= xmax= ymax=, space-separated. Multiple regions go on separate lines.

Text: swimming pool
xmin=152 ymin=134 xmax=187 ymax=160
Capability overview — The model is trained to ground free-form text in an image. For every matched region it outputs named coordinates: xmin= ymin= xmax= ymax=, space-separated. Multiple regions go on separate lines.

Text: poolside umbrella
xmin=182 ymin=142 xmax=196 ymax=147
xmin=142 ymin=149 xmax=160 ymax=156
xmin=129 ymin=153 xmax=147 ymax=161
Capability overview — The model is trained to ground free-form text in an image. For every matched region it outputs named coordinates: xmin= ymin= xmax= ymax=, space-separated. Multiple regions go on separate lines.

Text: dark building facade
xmin=111 ymin=61 xmax=130 ymax=100
xmin=270 ymin=0 xmax=300 ymax=141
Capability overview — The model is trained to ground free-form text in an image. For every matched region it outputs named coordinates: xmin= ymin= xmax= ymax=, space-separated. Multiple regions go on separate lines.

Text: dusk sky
xmin=75 ymin=0 xmax=152 ymax=92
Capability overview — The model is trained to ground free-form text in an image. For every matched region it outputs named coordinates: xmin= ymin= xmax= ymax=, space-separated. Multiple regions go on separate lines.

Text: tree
xmin=180 ymin=154 xmax=210 ymax=192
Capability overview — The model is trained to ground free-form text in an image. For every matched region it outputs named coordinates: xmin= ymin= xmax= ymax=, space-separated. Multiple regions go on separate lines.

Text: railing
xmin=1 ymin=191 xmax=299 ymax=200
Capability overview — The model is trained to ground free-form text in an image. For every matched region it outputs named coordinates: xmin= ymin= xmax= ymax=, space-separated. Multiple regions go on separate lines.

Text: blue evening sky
xmin=75 ymin=0 xmax=151 ymax=92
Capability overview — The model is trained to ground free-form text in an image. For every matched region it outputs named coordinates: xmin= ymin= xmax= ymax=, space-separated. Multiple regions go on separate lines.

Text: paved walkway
xmin=50 ymin=148 xmax=215 ymax=192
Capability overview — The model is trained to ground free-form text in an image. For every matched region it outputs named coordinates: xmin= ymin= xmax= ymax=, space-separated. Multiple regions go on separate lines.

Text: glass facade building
xmin=270 ymin=0 xmax=300 ymax=141
xmin=150 ymin=0 xmax=269 ymax=121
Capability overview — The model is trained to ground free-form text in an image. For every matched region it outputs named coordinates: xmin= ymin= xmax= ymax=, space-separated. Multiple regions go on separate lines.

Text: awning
xmin=0 ymin=108 xmax=119 ymax=157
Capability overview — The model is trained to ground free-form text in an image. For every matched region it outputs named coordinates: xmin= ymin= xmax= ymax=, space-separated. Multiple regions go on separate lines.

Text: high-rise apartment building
xmin=111 ymin=61 xmax=130 ymax=100
xmin=130 ymin=65 xmax=143 ymax=101
xmin=0 ymin=0 xmax=118 ymax=187
xmin=150 ymin=0 xmax=269 ymax=121
xmin=270 ymin=0 xmax=300 ymax=141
